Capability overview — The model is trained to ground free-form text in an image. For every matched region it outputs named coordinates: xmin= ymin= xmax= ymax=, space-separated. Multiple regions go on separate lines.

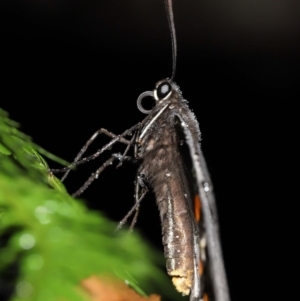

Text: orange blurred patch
xmin=194 ymin=195 xmax=201 ymax=222
xmin=81 ymin=276 xmax=161 ymax=301
xmin=199 ymin=260 xmax=203 ymax=276
xmin=203 ymin=293 xmax=209 ymax=301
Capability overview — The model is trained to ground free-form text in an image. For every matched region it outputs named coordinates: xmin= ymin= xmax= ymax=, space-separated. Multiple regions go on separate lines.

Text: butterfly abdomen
xmin=138 ymin=121 xmax=197 ymax=296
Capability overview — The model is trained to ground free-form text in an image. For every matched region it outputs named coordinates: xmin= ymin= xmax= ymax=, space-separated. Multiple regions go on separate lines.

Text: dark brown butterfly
xmin=133 ymin=78 xmax=230 ymax=301
xmin=52 ymin=1 xmax=230 ymax=300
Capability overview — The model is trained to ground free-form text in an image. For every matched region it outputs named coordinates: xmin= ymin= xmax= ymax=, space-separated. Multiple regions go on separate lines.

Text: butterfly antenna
xmin=164 ymin=0 xmax=177 ymax=80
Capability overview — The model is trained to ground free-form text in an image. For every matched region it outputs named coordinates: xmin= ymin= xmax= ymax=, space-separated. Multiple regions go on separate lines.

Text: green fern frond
xmin=0 ymin=108 xmax=182 ymax=301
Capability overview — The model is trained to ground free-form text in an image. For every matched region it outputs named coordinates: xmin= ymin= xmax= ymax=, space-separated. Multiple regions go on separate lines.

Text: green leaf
xmin=0 ymin=142 xmax=11 ymax=155
xmin=0 ymin=108 xmax=183 ymax=301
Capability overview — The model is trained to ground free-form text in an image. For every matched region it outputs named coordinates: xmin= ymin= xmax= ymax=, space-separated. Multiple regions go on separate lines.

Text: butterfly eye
xmin=155 ymin=81 xmax=172 ymax=100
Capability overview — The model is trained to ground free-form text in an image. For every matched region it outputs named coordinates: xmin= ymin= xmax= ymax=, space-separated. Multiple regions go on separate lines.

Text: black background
xmin=1 ymin=0 xmax=299 ymax=300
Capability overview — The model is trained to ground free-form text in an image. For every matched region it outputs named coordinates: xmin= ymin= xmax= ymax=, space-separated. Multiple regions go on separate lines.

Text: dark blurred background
xmin=1 ymin=0 xmax=298 ymax=300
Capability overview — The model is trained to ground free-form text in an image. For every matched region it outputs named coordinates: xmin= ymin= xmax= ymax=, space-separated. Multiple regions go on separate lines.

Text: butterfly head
xmin=137 ymin=79 xmax=182 ymax=114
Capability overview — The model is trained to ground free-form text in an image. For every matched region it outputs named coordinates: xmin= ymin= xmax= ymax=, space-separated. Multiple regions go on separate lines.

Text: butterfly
xmin=133 ymin=77 xmax=230 ymax=301
xmin=52 ymin=1 xmax=230 ymax=300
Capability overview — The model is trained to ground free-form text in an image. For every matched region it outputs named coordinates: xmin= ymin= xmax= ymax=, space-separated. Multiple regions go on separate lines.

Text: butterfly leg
xmin=54 ymin=128 xmax=131 ymax=181
xmin=129 ymin=174 xmax=148 ymax=231
xmin=51 ymin=124 xmax=140 ymax=177
xmin=72 ymin=152 xmax=133 ymax=197
xmin=116 ymin=130 xmax=138 ymax=168
xmin=116 ymin=174 xmax=148 ymax=231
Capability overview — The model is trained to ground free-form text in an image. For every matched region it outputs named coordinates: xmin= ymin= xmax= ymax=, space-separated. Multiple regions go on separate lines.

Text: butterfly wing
xmin=174 ymin=112 xmax=230 ymax=301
